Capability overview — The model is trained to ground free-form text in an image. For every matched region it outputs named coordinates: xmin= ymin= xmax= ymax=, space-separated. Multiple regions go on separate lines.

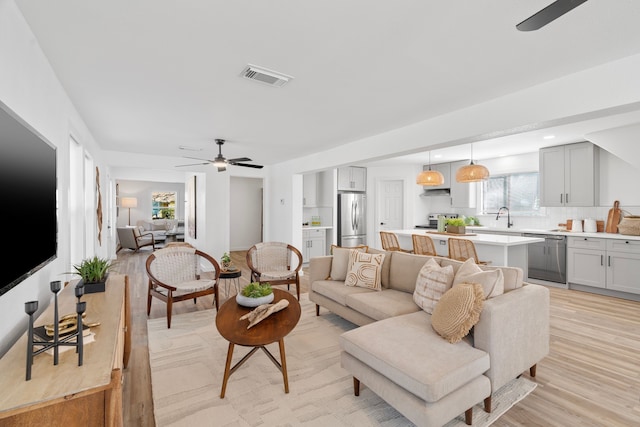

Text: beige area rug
xmin=148 ymin=295 xmax=537 ymax=427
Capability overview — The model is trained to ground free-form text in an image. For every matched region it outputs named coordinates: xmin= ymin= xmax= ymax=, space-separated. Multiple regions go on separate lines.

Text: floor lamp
xmin=121 ymin=197 xmax=137 ymax=226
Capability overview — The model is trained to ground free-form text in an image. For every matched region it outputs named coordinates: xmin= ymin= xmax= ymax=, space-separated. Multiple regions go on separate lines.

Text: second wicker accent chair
xmin=146 ymin=246 xmax=221 ymax=328
xmin=246 ymin=242 xmax=303 ymax=300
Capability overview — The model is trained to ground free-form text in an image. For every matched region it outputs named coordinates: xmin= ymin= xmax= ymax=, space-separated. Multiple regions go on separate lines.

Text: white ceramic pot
xmin=583 ymin=219 xmax=597 ymax=233
xmin=571 ymin=219 xmax=583 ymax=232
xmin=236 ymin=292 xmax=274 ymax=307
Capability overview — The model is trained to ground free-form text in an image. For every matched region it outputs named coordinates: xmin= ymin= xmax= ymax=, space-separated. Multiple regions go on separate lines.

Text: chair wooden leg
xmin=315 ymin=304 xmax=320 ymax=316
xmin=530 ymin=364 xmax=537 ymax=377
xmin=484 ymin=396 xmax=492 ymax=413
xmin=167 ymin=296 xmax=173 ymax=329
xmin=214 ymin=285 xmax=219 ymax=311
xmin=465 ymin=408 xmax=473 ymax=425
xmin=353 ymin=377 xmax=360 ymax=396
xmin=147 ymin=283 xmax=153 ymax=315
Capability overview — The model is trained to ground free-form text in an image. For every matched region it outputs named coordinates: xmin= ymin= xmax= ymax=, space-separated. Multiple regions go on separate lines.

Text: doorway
xmin=230 ymin=177 xmax=263 ymax=251
xmin=376 ymin=179 xmax=404 ymax=248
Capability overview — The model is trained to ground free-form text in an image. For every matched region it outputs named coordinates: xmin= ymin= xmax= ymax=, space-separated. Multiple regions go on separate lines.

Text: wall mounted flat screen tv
xmin=0 ymin=105 xmax=57 ymax=296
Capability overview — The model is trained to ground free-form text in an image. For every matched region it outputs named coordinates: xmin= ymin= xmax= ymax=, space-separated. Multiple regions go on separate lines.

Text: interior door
xmin=376 ymin=179 xmax=404 ymax=247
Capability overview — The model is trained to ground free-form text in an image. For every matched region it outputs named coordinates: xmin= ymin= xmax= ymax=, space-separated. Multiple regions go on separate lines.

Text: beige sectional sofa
xmin=309 ymin=249 xmax=549 ymax=426
xmin=136 ymin=219 xmax=184 ymax=242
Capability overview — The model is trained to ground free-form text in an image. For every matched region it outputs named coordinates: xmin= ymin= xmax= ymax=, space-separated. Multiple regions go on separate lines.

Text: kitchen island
xmin=387 ymin=229 xmax=544 ymax=274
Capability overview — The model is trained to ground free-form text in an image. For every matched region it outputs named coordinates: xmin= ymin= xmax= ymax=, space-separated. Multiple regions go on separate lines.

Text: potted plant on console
xmin=236 ymin=282 xmax=274 ymax=307
xmin=446 ymin=218 xmax=467 ymax=235
xmin=69 ymin=256 xmax=114 ymax=294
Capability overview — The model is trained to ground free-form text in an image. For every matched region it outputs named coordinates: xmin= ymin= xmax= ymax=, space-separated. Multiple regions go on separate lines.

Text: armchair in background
xmin=117 ymin=227 xmax=156 ymax=252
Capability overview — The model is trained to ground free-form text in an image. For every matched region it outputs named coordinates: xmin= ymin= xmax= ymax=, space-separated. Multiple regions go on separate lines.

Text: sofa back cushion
xmin=329 ymin=247 xmax=369 ymax=280
xmin=387 ymin=251 xmax=434 ymax=292
xmin=366 ymin=248 xmax=392 ymax=287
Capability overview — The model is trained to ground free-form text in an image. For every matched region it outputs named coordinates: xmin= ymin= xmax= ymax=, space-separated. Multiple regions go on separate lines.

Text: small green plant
xmin=464 ymin=216 xmax=480 ymax=226
xmin=221 ymin=252 xmax=231 ymax=264
xmin=241 ymin=282 xmax=273 ymax=298
xmin=69 ymin=256 xmax=114 ymax=283
xmin=446 ymin=218 xmax=466 ymax=227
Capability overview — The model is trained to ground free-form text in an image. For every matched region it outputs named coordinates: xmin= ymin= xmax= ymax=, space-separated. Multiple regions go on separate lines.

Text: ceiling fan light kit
xmin=416 ymin=151 xmax=445 ymax=186
xmin=176 ymin=139 xmax=264 ymax=171
xmin=455 ymin=144 xmax=490 ymax=183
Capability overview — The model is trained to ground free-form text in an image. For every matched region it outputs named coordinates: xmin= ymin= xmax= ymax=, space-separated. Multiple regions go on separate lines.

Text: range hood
xmin=420 ymin=188 xmax=451 ymax=197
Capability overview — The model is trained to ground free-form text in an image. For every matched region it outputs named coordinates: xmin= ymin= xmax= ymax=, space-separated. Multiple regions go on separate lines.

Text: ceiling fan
xmin=516 ymin=0 xmax=588 ymax=31
xmin=176 ymin=139 xmax=264 ymax=172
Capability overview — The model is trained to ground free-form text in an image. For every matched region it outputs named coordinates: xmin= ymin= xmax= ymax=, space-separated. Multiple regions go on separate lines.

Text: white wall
xmin=0 ymin=1 xmax=106 ymax=356
xmin=230 ymin=177 xmax=263 ymax=251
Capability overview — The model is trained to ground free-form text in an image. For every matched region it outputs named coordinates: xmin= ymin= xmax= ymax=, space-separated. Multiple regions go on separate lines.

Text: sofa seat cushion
xmin=339 ymin=311 xmax=489 ymax=402
xmin=345 ymin=289 xmax=421 ymax=321
xmin=311 ymin=280 xmax=372 ymax=306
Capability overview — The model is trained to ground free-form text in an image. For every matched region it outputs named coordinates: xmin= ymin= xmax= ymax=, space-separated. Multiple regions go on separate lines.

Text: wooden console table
xmin=0 ymin=274 xmax=131 ymax=427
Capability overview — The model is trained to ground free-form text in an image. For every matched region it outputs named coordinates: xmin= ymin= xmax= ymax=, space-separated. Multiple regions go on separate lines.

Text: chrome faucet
xmin=496 ymin=206 xmax=513 ymax=228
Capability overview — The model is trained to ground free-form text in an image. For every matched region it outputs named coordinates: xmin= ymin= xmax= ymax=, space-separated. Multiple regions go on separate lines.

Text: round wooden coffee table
xmin=215 ymin=289 xmax=301 ymax=398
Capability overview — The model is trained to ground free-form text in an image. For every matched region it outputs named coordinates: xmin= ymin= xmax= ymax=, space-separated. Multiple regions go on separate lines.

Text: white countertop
xmin=302 ymin=225 xmax=333 ymax=230
xmin=391 ymin=229 xmax=544 ymax=246
xmin=466 ymin=226 xmax=640 ymax=241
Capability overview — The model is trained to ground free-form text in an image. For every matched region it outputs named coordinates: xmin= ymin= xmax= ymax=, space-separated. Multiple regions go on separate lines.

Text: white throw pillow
xmin=453 ymin=258 xmax=504 ymax=299
xmin=344 ymin=250 xmax=385 ymax=291
xmin=330 ymin=246 xmax=367 ymax=280
xmin=413 ymin=258 xmax=455 ymax=314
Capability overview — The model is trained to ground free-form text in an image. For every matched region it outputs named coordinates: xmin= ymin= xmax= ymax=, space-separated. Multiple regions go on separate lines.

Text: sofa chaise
xmin=309 ymin=249 xmax=549 ymax=426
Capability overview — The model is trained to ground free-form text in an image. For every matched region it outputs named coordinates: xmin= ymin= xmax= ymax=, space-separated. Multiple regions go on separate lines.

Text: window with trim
xmin=152 ymin=192 xmax=176 ymax=219
xmin=481 ymin=172 xmax=540 ymax=215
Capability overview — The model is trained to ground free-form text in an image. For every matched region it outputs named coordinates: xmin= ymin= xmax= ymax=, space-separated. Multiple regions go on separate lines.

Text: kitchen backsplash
xmin=303 ymin=206 xmax=333 ymax=226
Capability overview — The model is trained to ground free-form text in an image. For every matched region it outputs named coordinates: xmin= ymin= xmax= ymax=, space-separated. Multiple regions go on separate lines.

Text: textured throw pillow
xmin=329 ymin=246 xmax=368 ymax=280
xmin=344 ymin=250 xmax=385 ymax=291
xmin=453 ymin=259 xmax=504 ymax=299
xmin=432 ymin=282 xmax=485 ymax=343
xmin=413 ymin=258 xmax=455 ymax=314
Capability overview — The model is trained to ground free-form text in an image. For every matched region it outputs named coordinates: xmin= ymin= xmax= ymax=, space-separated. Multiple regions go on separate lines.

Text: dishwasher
xmin=523 ymin=233 xmax=567 ymax=284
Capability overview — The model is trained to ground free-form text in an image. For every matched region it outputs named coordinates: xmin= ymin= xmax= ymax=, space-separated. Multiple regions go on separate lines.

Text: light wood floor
xmin=116 ymin=249 xmax=640 ymax=427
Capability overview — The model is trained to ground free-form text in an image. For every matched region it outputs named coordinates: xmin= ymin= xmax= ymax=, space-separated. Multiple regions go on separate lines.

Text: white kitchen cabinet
xmin=337 ymin=166 xmax=366 ymax=192
xmin=540 ymin=142 xmax=598 ymax=207
xmin=449 ymin=160 xmax=476 ymax=208
xmin=303 ymin=173 xmax=318 ymax=207
xmin=421 ymin=162 xmax=450 ymax=190
xmin=303 ymin=228 xmax=326 ymax=262
xmin=567 ymin=236 xmax=640 ymax=294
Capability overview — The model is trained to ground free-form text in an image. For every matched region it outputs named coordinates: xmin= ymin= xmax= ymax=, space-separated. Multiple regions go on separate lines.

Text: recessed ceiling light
xmin=543 ymin=135 xmax=555 ymax=140
xmin=179 ymin=145 xmax=203 ymax=151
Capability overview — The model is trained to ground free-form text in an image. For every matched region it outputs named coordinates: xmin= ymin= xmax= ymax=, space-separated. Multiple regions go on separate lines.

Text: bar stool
xmin=447 ymin=238 xmax=490 ymax=265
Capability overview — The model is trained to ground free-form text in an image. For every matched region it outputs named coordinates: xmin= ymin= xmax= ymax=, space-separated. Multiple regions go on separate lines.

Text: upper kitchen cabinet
xmin=422 ymin=163 xmax=450 ymax=190
xmin=450 ymin=160 xmax=477 ymax=208
xmin=540 ymin=142 xmax=599 ymax=207
xmin=303 ymin=173 xmax=318 ymax=207
xmin=337 ymin=166 xmax=366 ymax=192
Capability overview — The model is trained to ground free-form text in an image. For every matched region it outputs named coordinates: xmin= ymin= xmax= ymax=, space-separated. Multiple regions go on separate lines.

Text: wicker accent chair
xmin=448 ymin=238 xmax=491 ymax=265
xmin=412 ymin=234 xmax=437 ymax=256
xmin=117 ymin=226 xmax=156 ymax=252
xmin=146 ymin=246 xmax=221 ymax=328
xmin=380 ymin=231 xmax=412 ymax=253
xmin=246 ymin=242 xmax=303 ymax=300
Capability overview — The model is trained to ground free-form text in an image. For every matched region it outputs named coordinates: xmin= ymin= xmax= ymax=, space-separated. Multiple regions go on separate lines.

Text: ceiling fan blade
xmin=176 ymin=162 xmax=210 ymax=167
xmin=226 ymin=157 xmax=252 ymax=163
xmin=516 ymin=0 xmax=588 ymax=31
xmin=228 ymin=162 xmax=264 ymax=169
xmin=182 ymin=156 xmax=213 ymax=162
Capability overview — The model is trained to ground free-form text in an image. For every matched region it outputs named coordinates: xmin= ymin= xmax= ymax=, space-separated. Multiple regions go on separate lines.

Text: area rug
xmin=148 ymin=295 xmax=537 ymax=427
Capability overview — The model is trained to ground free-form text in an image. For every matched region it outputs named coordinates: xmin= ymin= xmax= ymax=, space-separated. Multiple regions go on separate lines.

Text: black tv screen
xmin=0 ymin=105 xmax=57 ymax=296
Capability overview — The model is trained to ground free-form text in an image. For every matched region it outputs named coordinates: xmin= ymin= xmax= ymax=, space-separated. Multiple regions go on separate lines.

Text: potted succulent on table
xmin=69 ymin=256 xmax=114 ymax=294
xmin=221 ymin=252 xmax=232 ymax=270
xmin=236 ymin=282 xmax=274 ymax=307
xmin=446 ymin=218 xmax=467 ymax=235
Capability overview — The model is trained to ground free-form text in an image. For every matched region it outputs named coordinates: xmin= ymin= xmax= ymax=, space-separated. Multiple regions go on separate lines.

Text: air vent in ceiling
xmin=240 ymin=64 xmax=293 ymax=87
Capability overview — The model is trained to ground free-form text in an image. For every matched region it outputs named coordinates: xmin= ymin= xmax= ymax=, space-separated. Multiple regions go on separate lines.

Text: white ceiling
xmin=14 ymin=0 xmax=640 ymax=169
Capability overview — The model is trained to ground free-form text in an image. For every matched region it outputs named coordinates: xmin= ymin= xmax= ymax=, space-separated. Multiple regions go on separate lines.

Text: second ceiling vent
xmin=240 ymin=64 xmax=293 ymax=87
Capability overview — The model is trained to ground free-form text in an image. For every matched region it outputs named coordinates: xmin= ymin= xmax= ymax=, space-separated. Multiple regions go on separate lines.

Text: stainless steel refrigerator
xmin=338 ymin=193 xmax=366 ymax=246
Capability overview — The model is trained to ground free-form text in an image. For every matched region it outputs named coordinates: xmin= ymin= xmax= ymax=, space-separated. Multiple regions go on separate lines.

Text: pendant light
xmin=455 ymin=143 xmax=490 ymax=183
xmin=416 ymin=151 xmax=445 ymax=186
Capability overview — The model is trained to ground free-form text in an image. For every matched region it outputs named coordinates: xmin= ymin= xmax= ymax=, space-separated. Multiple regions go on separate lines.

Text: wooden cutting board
xmin=605 ymin=200 xmax=622 ymax=233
